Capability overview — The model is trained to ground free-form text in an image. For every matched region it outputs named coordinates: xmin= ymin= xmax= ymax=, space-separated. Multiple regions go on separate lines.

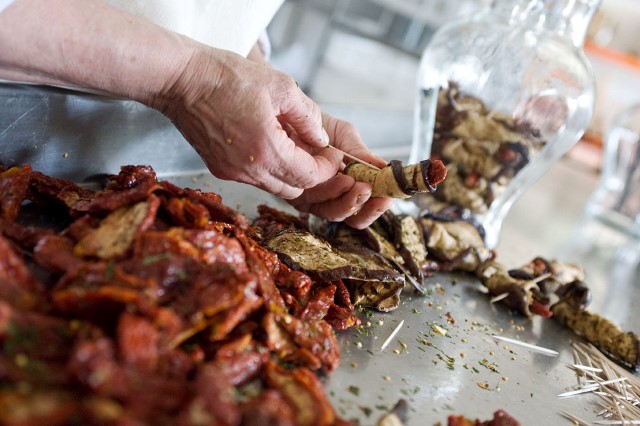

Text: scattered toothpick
xmin=489 ymin=292 xmax=509 ymax=303
xmin=560 ymin=410 xmax=592 ymax=426
xmin=381 ymin=320 xmax=405 ymax=352
xmin=491 ymin=335 xmax=559 ymax=357
xmin=560 ymin=342 xmax=640 ymax=425
xmin=326 ymin=145 xmax=381 ymax=171
xmin=570 ymin=364 xmax=603 ymax=373
xmin=558 ymin=378 xmax=628 ymax=397
xmin=531 ymin=273 xmax=552 ymax=284
xmin=476 ymin=284 xmax=490 ymax=294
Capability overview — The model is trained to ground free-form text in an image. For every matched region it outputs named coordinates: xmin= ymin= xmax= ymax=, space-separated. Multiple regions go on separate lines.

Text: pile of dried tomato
xmin=0 ymin=165 xmax=359 ymax=425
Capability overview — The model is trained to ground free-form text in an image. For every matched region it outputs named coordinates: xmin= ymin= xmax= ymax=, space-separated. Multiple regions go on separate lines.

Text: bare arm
xmin=0 ymin=0 xmax=191 ymax=102
xmin=0 ymin=0 xmax=392 ymax=227
xmin=0 ymin=0 xmax=336 ymax=197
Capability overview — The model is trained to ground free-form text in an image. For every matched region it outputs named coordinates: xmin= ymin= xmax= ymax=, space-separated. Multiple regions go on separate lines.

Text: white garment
xmin=0 ymin=0 xmax=14 ymax=13
xmin=104 ymin=0 xmax=284 ymax=57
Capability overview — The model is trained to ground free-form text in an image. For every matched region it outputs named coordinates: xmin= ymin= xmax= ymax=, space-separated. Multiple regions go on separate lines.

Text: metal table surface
xmin=2 ymin=84 xmax=639 ymax=425
xmin=326 ymin=276 xmax=583 ymax=425
xmin=167 ymin=172 xmax=640 ymax=426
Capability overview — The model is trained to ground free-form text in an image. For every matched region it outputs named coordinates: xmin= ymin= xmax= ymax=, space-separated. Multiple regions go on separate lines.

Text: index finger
xmin=322 ymin=114 xmax=388 ymax=169
xmin=263 ymin=126 xmax=342 ymax=190
xmin=274 ymin=77 xmax=328 ymax=149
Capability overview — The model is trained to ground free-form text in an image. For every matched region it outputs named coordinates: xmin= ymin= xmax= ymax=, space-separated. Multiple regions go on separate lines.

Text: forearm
xmin=0 ymin=0 xmax=197 ymax=104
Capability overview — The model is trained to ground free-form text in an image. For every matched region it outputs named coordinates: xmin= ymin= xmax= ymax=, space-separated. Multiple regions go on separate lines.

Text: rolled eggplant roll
xmin=345 ymin=159 xmax=447 ymax=199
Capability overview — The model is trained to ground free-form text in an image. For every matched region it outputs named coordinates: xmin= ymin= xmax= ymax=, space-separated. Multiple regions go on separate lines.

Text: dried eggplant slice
xmin=263 ymin=230 xmax=403 ymax=284
xmin=374 ymin=211 xmax=430 ymax=293
xmin=476 ymin=261 xmax=534 ymax=317
xmin=345 ymin=159 xmax=446 ymax=199
xmin=368 ymin=227 xmax=405 ymax=265
xmin=347 ymin=278 xmax=404 ymax=312
xmin=551 ymin=300 xmax=640 ymax=370
xmin=420 ymin=216 xmax=494 ymax=272
xmin=328 ymin=222 xmax=409 ymax=269
xmin=324 ymin=222 xmax=383 ymax=255
xmin=392 ymin=215 xmax=428 ymax=283
xmin=334 ymin=242 xmax=402 ymax=277
xmin=263 ymin=231 xmax=346 ymax=278
xmin=327 ymin=222 xmax=425 ymax=297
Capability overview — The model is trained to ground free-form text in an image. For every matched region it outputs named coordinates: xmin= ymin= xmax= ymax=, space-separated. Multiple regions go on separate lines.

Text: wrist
xmin=145 ymin=44 xmax=225 ymax=119
xmin=135 ymin=36 xmax=203 ymax=108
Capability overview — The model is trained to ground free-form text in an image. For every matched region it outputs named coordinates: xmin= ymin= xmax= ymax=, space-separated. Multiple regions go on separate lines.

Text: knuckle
xmin=279 ymin=73 xmax=298 ymax=92
xmin=271 ymin=72 xmax=298 ymax=98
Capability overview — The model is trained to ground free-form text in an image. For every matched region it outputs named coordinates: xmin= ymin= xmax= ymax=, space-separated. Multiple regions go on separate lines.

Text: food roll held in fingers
xmin=345 ymin=159 xmax=447 ymax=200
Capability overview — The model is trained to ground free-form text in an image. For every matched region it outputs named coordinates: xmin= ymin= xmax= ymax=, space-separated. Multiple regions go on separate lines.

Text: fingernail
xmin=321 ymin=127 xmax=330 ymax=146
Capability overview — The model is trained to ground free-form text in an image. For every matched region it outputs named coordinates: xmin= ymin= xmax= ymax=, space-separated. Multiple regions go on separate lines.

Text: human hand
xmin=152 ymin=46 xmax=342 ymax=200
xmin=151 ymin=46 xmax=392 ymax=228
xmin=287 ymin=114 xmax=394 ymax=229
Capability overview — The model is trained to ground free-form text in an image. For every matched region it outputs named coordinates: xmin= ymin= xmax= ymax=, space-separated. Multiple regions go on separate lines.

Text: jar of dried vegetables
xmin=409 ymin=0 xmax=599 ymax=248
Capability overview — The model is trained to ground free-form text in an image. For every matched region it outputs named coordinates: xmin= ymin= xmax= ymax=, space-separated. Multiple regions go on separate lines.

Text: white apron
xmin=103 ymin=0 xmax=283 ymax=57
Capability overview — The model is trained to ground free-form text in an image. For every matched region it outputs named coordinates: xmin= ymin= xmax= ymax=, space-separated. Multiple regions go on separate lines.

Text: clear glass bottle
xmin=556 ymin=104 xmax=640 ymax=291
xmin=409 ymin=0 xmax=598 ymax=248
xmin=555 ymin=106 xmax=640 ymax=315
xmin=585 ymin=103 xmax=640 ymax=234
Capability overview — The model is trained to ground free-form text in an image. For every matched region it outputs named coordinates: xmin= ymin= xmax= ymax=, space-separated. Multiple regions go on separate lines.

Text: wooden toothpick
xmin=326 ymin=145 xmax=381 ymax=171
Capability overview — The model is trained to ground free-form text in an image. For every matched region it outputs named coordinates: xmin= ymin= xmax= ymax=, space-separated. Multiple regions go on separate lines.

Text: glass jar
xmin=556 ymin=104 xmax=640 ymax=290
xmin=556 ymin=105 xmax=640 ymax=311
xmin=585 ymin=103 xmax=640 ymax=234
xmin=409 ymin=0 xmax=598 ymax=248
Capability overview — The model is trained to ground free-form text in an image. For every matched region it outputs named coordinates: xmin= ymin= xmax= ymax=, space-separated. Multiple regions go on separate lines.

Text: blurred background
xmin=266 ymin=0 xmax=640 ymax=274
xmin=266 ymin=0 xmax=640 ymax=170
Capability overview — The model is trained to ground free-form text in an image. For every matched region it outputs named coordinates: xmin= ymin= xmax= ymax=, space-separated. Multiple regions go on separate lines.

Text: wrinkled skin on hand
xmin=288 ymin=114 xmax=394 ymax=229
xmin=155 ymin=47 xmax=337 ymax=200
xmin=156 ymin=47 xmax=392 ymax=229
xmin=0 ymin=0 xmax=391 ymax=228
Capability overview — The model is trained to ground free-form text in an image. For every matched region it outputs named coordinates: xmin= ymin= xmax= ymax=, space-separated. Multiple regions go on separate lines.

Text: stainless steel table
xmin=167 ymin=171 xmax=640 ymax=426
xmin=2 ymin=83 xmax=638 ymax=425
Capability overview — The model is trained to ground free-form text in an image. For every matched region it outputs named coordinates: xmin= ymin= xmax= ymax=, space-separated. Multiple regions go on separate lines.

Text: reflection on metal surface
xmin=324 ymin=274 xmax=577 ymax=425
xmin=0 ymin=83 xmax=204 ymax=181
xmin=2 ymin=82 xmax=639 ymax=426
xmin=165 ymin=173 xmax=640 ymax=425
